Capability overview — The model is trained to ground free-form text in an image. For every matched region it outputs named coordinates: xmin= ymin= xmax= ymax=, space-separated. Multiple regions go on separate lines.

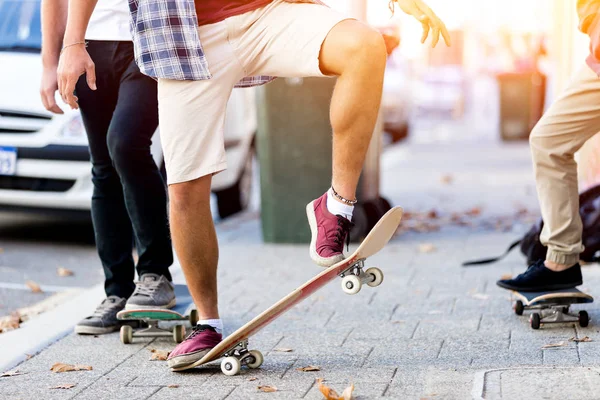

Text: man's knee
xmin=168 ymin=175 xmax=212 ymax=213
xmin=107 ymin=131 xmax=150 ymax=168
xmin=320 ymin=21 xmax=387 ymax=75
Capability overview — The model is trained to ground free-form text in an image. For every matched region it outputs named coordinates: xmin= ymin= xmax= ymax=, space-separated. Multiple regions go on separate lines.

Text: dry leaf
xmin=418 ymin=243 xmax=436 ymax=253
xmin=258 ymin=385 xmax=277 ymax=392
xmin=297 ymin=366 xmax=321 ymax=372
xmin=248 ymin=377 xmax=258 ymax=381
xmin=465 ymin=207 xmax=482 ymax=217
xmin=427 ymin=209 xmax=439 ymax=219
xmin=149 ymin=349 xmax=170 ymax=361
xmin=570 ymin=336 xmax=592 ymax=343
xmin=541 ymin=342 xmax=567 ymax=349
xmin=0 ymin=312 xmax=21 ymax=333
xmin=57 ymin=267 xmax=74 ymax=277
xmin=440 ymin=175 xmax=453 ymax=185
xmin=274 ymin=348 xmax=293 ymax=353
xmin=25 ymin=280 xmax=42 ymax=293
xmin=1 ymin=370 xmax=25 ymax=377
xmin=49 ymin=384 xmax=76 ymax=390
xmin=50 ymin=363 xmax=93 ymax=373
xmin=167 ymin=384 xmax=179 ymax=389
xmin=317 ymin=379 xmax=354 ymax=400
xmin=500 ymin=274 xmax=513 ymax=280
xmin=25 ymin=354 xmax=33 ymax=360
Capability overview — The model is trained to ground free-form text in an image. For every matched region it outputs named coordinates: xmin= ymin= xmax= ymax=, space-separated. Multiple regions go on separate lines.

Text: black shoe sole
xmin=496 ymin=280 xmax=583 ymax=292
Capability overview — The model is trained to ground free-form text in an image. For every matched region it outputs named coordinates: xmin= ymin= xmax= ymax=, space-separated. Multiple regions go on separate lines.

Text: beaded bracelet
xmin=331 ymin=186 xmax=358 ymax=205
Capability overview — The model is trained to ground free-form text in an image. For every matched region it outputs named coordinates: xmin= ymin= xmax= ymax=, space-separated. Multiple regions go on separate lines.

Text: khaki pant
xmin=530 ymin=63 xmax=600 ymax=265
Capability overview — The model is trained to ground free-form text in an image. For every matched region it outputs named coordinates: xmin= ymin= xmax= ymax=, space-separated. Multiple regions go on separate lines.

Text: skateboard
xmin=117 ymin=284 xmax=199 ymax=344
xmin=172 ymin=206 xmax=403 ymax=375
xmin=512 ymin=288 xmax=593 ymax=330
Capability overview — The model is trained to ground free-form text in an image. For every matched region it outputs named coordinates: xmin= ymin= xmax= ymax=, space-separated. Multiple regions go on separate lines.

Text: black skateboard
xmin=512 ymin=288 xmax=593 ymax=330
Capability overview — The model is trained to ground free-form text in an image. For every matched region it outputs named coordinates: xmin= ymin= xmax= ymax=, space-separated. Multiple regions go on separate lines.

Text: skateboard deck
xmin=173 ymin=206 xmax=403 ymax=374
xmin=512 ymin=288 xmax=593 ymax=330
xmin=117 ymin=284 xmax=198 ymax=343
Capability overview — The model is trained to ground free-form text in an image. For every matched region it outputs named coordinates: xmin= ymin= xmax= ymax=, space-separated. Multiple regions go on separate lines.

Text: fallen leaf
xmin=418 ymin=243 xmax=436 ymax=253
xmin=248 ymin=377 xmax=258 ymax=381
xmin=25 ymin=354 xmax=33 ymax=360
xmin=57 ymin=267 xmax=74 ymax=277
xmin=149 ymin=349 xmax=170 ymax=361
xmin=500 ymin=274 xmax=512 ymax=280
xmin=258 ymin=385 xmax=277 ymax=393
xmin=274 ymin=348 xmax=293 ymax=353
xmin=0 ymin=312 xmax=21 ymax=333
xmin=465 ymin=207 xmax=482 ymax=217
xmin=297 ymin=366 xmax=321 ymax=372
xmin=440 ymin=175 xmax=453 ymax=185
xmin=25 ymin=280 xmax=42 ymax=293
xmin=570 ymin=336 xmax=593 ymax=343
xmin=427 ymin=209 xmax=439 ymax=219
xmin=541 ymin=342 xmax=567 ymax=349
xmin=50 ymin=363 xmax=93 ymax=373
xmin=317 ymin=379 xmax=354 ymax=400
xmin=167 ymin=384 xmax=179 ymax=389
xmin=49 ymin=384 xmax=76 ymax=390
xmin=1 ymin=370 xmax=25 ymax=377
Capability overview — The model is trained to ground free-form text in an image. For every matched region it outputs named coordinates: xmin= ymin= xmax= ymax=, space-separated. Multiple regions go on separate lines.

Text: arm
xmin=40 ymin=0 xmax=68 ymax=114
xmin=57 ymin=0 xmax=99 ymax=110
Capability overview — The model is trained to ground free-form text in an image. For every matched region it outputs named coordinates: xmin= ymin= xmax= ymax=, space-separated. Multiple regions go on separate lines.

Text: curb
xmin=0 ymin=283 xmax=104 ymax=372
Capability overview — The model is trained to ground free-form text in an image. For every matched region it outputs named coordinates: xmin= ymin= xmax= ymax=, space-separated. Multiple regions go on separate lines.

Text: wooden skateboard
xmin=172 ymin=206 xmax=403 ymax=375
xmin=117 ymin=284 xmax=199 ymax=344
xmin=512 ymin=288 xmax=593 ymax=330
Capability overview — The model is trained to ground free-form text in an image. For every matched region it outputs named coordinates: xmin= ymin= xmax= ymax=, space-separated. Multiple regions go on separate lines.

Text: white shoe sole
xmin=124 ymin=297 xmax=177 ymax=310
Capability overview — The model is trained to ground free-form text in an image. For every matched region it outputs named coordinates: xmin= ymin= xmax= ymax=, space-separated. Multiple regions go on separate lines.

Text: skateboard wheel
xmin=246 ymin=350 xmax=263 ymax=369
xmin=189 ymin=309 xmax=199 ymax=325
xmin=530 ymin=313 xmax=541 ymax=330
xmin=365 ymin=267 xmax=384 ymax=287
xmin=514 ymin=300 xmax=524 ymax=316
xmin=579 ymin=310 xmax=589 ymax=328
xmin=221 ymin=356 xmax=241 ymax=376
xmin=120 ymin=325 xmax=133 ymax=344
xmin=341 ymin=275 xmax=362 ymax=295
xmin=173 ymin=325 xmax=186 ymax=343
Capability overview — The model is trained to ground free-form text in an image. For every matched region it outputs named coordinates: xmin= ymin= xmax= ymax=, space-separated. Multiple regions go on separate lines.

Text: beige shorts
xmin=158 ymin=0 xmax=350 ymax=184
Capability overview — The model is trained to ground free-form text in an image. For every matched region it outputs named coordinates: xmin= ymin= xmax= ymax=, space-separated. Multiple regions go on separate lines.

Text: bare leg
xmin=168 ymin=176 xmax=219 ymax=319
xmin=319 ymin=20 xmax=387 ymax=201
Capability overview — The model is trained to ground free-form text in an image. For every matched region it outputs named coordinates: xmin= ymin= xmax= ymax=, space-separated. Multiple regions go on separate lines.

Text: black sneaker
xmin=496 ymin=260 xmax=583 ymax=292
xmin=74 ymin=296 xmax=126 ymax=335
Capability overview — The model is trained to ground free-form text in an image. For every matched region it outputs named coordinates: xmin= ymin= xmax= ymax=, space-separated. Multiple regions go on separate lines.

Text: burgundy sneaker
xmin=306 ymin=192 xmax=353 ymax=267
xmin=167 ymin=324 xmax=222 ymax=371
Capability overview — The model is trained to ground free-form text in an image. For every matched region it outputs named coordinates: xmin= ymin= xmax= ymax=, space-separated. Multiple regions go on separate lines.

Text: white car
xmin=0 ymin=0 xmax=256 ymax=219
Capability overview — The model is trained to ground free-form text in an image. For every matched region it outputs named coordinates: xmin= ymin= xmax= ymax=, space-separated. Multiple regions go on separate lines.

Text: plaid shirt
xmin=128 ymin=0 xmax=274 ymax=86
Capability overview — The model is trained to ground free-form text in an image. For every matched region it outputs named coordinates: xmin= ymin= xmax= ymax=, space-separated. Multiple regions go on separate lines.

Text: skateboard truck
xmin=219 ymin=340 xmax=264 ymax=376
xmin=338 ymin=259 xmax=384 ymax=295
xmin=120 ymin=318 xmax=187 ymax=344
xmin=515 ymin=300 xmax=589 ymax=330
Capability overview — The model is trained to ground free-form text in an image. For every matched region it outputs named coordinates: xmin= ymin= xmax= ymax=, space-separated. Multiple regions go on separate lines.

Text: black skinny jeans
xmin=75 ymin=41 xmax=173 ymax=299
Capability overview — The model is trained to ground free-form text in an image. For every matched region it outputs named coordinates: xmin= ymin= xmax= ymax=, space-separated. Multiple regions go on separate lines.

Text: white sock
xmin=198 ymin=319 xmax=223 ymax=334
xmin=326 ymin=188 xmax=354 ymax=221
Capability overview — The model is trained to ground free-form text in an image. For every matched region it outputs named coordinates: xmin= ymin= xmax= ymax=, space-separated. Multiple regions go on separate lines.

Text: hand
xmin=57 ymin=44 xmax=96 ymax=110
xmin=392 ymin=0 xmax=451 ymax=48
xmin=40 ymin=66 xmax=64 ymax=114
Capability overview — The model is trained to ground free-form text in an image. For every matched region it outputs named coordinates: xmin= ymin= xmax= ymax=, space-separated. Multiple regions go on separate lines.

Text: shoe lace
xmin=333 ymin=215 xmax=354 ymax=251
xmin=133 ymin=278 xmax=160 ymax=298
xmin=185 ymin=324 xmax=213 ymax=340
xmin=92 ymin=299 xmax=121 ymax=318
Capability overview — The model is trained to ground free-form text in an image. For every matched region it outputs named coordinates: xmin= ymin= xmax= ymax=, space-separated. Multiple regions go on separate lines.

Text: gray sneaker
xmin=125 ymin=273 xmax=176 ymax=310
xmin=75 ymin=296 xmax=126 ymax=335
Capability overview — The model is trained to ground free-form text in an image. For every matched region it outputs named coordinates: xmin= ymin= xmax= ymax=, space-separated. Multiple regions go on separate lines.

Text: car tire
xmin=214 ymin=147 xmax=254 ymax=219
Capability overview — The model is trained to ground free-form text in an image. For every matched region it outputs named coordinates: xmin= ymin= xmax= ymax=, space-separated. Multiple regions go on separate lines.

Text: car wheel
xmin=214 ymin=148 xmax=254 ymax=219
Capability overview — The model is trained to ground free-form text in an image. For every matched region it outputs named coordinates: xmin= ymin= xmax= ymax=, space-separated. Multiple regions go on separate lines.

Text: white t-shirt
xmin=85 ymin=0 xmax=131 ymax=41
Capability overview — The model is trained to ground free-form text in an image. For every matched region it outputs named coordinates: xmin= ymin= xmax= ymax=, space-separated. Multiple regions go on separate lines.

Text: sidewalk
xmin=2 ymin=141 xmax=600 ymax=400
